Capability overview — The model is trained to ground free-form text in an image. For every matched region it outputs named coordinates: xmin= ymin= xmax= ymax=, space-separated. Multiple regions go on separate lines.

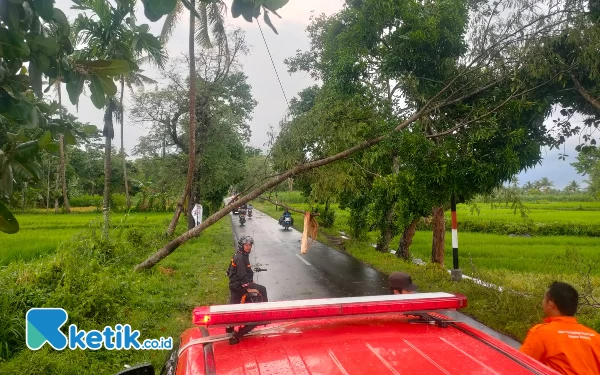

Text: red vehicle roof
xmin=173 ymin=294 xmax=560 ymax=375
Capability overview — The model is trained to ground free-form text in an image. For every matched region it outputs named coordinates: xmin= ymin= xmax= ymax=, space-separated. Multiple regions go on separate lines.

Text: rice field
xmin=0 ymin=212 xmax=171 ymax=265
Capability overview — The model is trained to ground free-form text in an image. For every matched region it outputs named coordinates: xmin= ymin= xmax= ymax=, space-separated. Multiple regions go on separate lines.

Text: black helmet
xmin=238 ymin=235 xmax=254 ymax=251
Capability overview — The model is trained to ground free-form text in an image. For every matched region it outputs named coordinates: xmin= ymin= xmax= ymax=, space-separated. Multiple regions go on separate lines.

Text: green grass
xmin=253 ymin=198 xmax=600 ymax=340
xmin=409 ymin=232 xmax=600 ymax=276
xmin=456 ymin=203 xmax=600 ymax=224
xmin=0 ymin=213 xmax=172 ymax=265
xmin=0 ymin=214 xmax=234 ymax=374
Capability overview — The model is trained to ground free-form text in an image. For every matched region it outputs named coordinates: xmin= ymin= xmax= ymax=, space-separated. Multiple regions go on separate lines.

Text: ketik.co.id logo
xmin=26 ymin=308 xmax=172 ymax=351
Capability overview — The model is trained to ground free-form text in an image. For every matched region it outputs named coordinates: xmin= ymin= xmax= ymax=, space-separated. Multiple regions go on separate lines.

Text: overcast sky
xmin=54 ymin=0 xmax=586 ymax=189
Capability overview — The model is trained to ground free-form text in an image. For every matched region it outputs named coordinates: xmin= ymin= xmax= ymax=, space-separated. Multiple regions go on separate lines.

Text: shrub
xmin=317 ymin=205 xmax=336 ymax=228
xmin=69 ymin=195 xmax=102 ymax=208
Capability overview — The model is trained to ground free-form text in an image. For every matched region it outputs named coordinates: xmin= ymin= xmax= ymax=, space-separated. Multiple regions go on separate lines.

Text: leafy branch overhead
xmin=141 ymin=0 xmax=289 ymax=33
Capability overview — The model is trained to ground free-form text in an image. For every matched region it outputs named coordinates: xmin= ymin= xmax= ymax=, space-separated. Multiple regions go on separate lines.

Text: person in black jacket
xmin=227 ymin=235 xmax=268 ymax=304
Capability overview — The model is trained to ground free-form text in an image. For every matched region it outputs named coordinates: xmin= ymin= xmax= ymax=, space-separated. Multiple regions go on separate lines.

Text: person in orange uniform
xmin=520 ymin=281 xmax=600 ymax=375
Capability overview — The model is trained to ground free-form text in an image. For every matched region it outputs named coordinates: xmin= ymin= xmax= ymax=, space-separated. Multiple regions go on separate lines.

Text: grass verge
xmin=0 ymin=214 xmax=234 ymax=375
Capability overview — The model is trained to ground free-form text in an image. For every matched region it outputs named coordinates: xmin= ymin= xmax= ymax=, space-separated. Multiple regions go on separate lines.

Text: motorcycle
xmin=239 ymin=211 xmax=246 ymax=225
xmin=229 ymin=267 xmax=267 ymax=345
xmin=247 ymin=207 xmax=253 ymax=218
xmin=282 ymin=216 xmax=291 ymax=230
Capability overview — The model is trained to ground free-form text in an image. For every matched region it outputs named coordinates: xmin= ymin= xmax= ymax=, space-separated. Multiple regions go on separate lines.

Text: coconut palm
xmin=72 ymin=0 xmax=165 ymax=237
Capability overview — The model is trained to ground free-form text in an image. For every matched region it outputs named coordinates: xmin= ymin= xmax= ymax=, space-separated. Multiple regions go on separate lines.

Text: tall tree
xmin=72 ymin=0 xmax=164 ymax=238
xmin=159 ymin=0 xmax=227 ymax=234
xmin=132 ymin=32 xmax=255 ymax=215
xmin=135 ymin=0 xmax=589 ymax=270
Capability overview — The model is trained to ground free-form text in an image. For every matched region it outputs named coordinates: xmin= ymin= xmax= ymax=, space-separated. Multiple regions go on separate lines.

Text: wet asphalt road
xmin=231 ymin=209 xmax=390 ymax=301
xmin=229 ymin=208 xmax=522 ymax=349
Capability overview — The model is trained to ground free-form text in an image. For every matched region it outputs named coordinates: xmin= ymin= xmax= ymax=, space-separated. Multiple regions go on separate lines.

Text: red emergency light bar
xmin=193 ymin=292 xmax=467 ymax=326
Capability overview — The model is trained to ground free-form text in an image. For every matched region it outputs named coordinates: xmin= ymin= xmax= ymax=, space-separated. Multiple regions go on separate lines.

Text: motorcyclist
xmin=239 ymin=202 xmax=248 ymax=215
xmin=227 ymin=236 xmax=268 ymax=304
xmin=279 ymin=209 xmax=293 ymax=226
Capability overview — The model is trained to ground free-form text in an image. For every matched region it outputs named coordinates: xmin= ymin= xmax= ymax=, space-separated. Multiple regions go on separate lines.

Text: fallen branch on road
xmin=258 ymin=196 xmax=320 ymax=216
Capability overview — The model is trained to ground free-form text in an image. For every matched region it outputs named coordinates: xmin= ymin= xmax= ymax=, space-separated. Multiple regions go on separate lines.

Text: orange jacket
xmin=520 ymin=316 xmax=600 ymax=375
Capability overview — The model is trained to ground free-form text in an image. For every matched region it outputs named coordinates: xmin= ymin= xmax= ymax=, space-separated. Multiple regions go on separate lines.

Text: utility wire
xmin=257 ymin=19 xmax=289 ymax=108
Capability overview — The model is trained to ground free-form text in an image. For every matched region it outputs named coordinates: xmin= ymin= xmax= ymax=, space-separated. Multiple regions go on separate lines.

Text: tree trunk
xmin=59 ymin=134 xmax=71 ymax=213
xmin=120 ymin=76 xmax=131 ymax=209
xmin=54 ymin=163 xmax=59 ymax=213
xmin=58 ymin=84 xmax=70 ymax=213
xmin=397 ymin=218 xmax=419 ymax=260
xmin=187 ymin=184 xmax=196 ymax=230
xmin=376 ymin=203 xmax=395 ymax=252
xmin=166 ymin=0 xmax=197 ymax=236
xmin=22 ymin=182 xmax=27 ymax=212
xmin=103 ymin=106 xmax=113 ymax=240
xmin=46 ymin=159 xmax=51 ymax=213
xmin=431 ymin=206 xmax=445 ymax=265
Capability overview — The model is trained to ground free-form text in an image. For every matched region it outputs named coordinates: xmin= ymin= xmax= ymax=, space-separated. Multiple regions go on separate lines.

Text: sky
xmin=54 ymin=0 xmax=586 ymax=189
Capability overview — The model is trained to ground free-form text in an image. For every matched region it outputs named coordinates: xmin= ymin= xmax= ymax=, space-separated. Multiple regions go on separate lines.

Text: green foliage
xmin=69 ymin=194 xmax=103 ymax=208
xmin=316 ymin=203 xmax=335 ymax=228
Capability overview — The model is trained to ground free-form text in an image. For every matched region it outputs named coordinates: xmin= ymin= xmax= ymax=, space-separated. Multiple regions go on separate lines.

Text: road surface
xmin=230 ymin=208 xmax=521 ymax=349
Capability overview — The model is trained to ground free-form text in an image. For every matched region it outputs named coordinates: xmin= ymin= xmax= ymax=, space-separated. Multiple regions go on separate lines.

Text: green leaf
xmin=96 ymin=75 xmax=117 ymax=97
xmin=148 ymin=0 xmax=177 ymax=16
xmin=77 ymin=59 xmax=130 ymax=76
xmin=52 ymin=8 xmax=70 ymax=36
xmin=15 ymin=159 xmax=42 ymax=181
xmin=37 ymin=130 xmax=53 ymax=149
xmin=31 ymin=35 xmax=59 ymax=55
xmin=7 ymin=129 xmax=27 ymax=142
xmin=66 ymin=73 xmax=85 ymax=105
xmin=0 ymin=28 xmax=31 ymax=58
xmin=13 ymin=141 xmax=39 ymax=161
xmin=82 ymin=125 xmax=98 ymax=135
xmin=142 ymin=0 xmax=163 ymax=22
xmin=33 ymin=0 xmax=54 ymax=21
xmin=33 ymin=52 xmax=50 ymax=72
xmin=232 ymin=0 xmax=252 ymax=18
xmin=0 ymin=200 xmax=19 ymax=234
xmin=89 ymin=76 xmax=106 ymax=109
xmin=29 ymin=59 xmax=43 ymax=98
xmin=64 ymin=130 xmax=77 ymax=145
xmin=263 ymin=0 xmax=288 ymax=11
xmin=263 ymin=11 xmax=278 ymax=34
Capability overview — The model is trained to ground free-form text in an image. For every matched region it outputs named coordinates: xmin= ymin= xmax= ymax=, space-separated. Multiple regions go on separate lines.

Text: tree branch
xmin=571 ymin=72 xmax=600 ymax=112
xmin=257 ymin=196 xmax=319 ymax=216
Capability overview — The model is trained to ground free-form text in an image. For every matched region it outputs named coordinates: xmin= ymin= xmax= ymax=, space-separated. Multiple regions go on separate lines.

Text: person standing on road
xmin=389 ymin=272 xmax=418 ymax=294
xmin=520 ymin=281 xmax=600 ymax=375
xmin=227 ymin=236 xmax=268 ymax=304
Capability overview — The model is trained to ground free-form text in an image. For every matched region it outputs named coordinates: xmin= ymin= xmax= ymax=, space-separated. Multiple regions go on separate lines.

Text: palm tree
xmin=536 ymin=177 xmax=554 ymax=193
xmin=564 ymin=180 xmax=580 ymax=193
xmin=161 ymin=0 xmax=228 ymax=235
xmin=119 ymin=38 xmax=166 ymax=209
xmin=72 ymin=0 xmax=165 ymax=238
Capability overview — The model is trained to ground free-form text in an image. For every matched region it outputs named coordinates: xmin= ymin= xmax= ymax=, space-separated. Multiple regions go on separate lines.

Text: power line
xmin=257 ymin=19 xmax=289 ymax=108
